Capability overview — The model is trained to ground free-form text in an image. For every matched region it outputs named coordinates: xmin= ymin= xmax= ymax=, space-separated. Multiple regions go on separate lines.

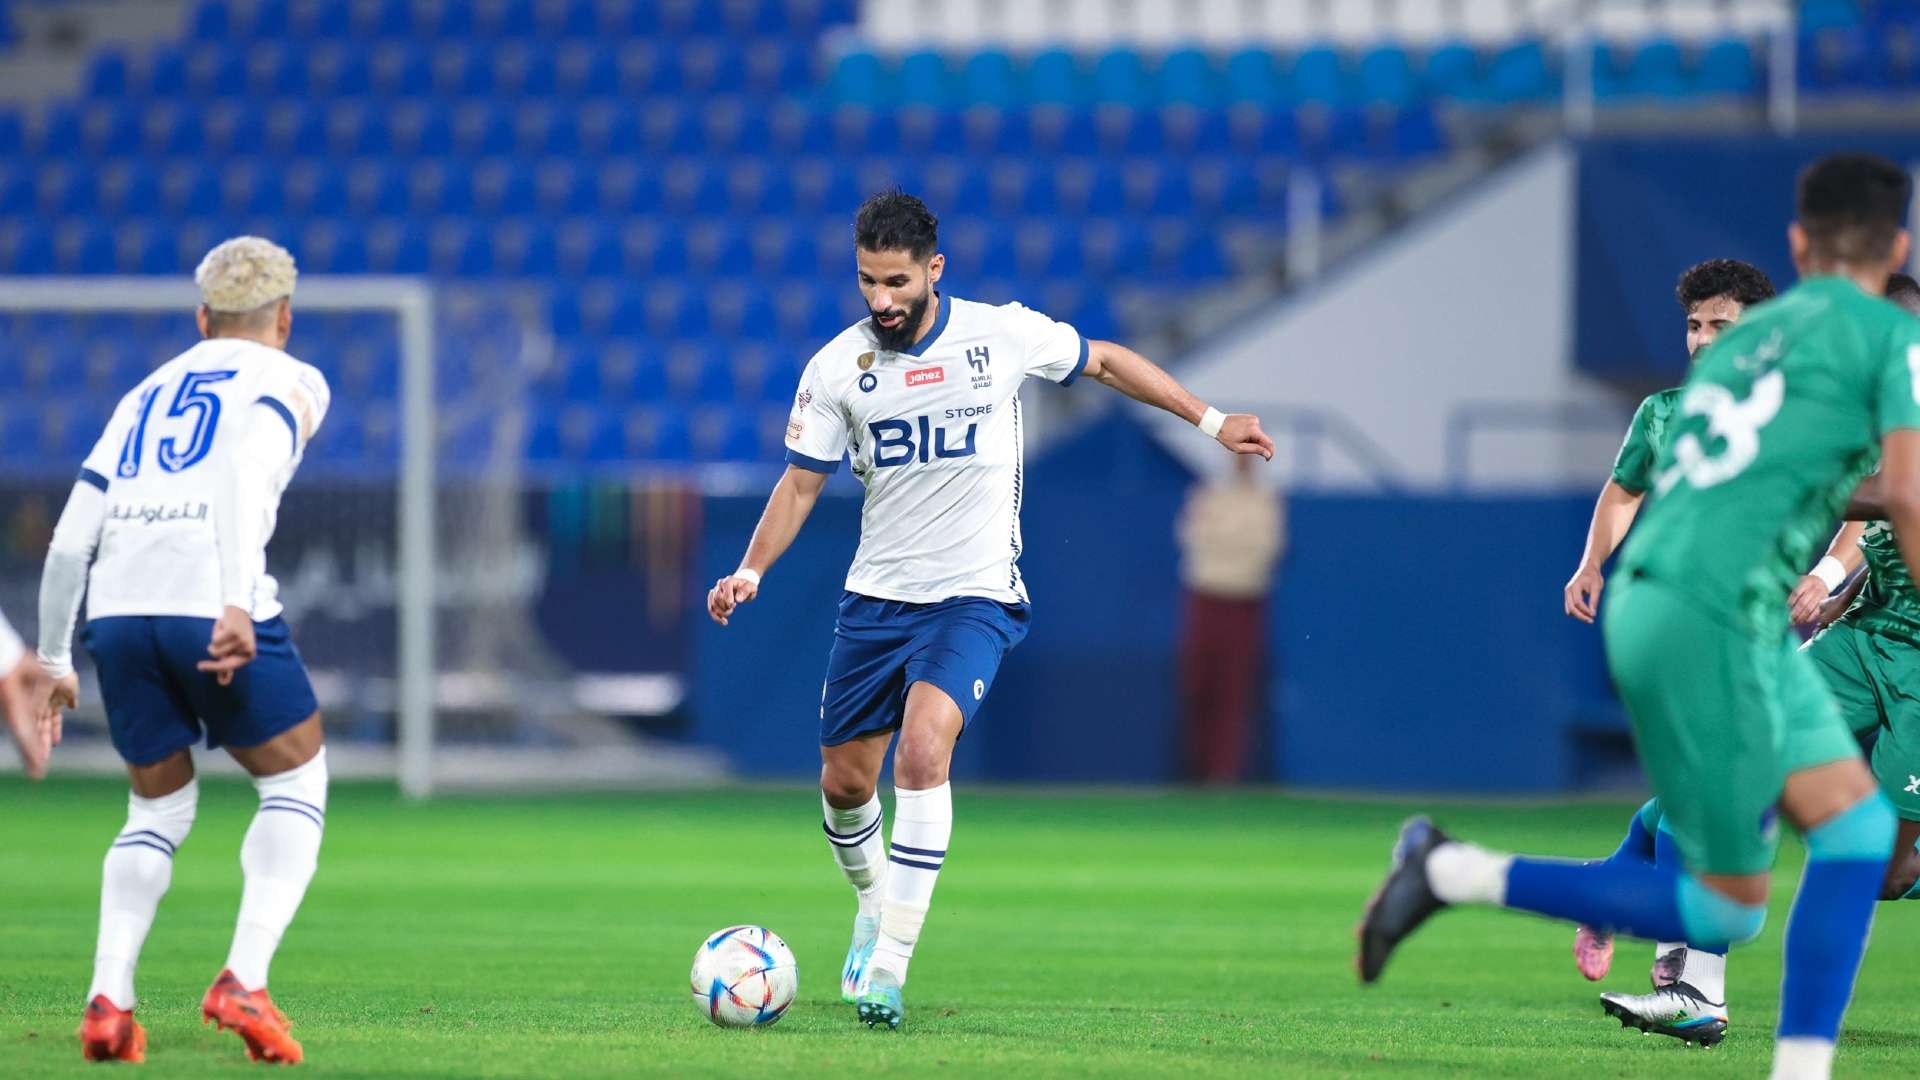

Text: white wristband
xmin=1811 ymin=556 xmax=1847 ymax=593
xmin=1197 ymin=407 xmax=1226 ymax=439
xmin=733 ymin=567 xmax=762 ymax=587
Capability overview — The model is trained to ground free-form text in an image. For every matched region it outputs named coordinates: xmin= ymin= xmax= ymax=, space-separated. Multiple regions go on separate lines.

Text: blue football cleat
xmin=857 ymin=969 xmax=904 ymax=1030
xmin=841 ymin=915 xmax=879 ymax=1003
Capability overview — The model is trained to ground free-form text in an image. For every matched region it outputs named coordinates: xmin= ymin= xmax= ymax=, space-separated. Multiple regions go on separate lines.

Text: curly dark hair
xmin=854 ymin=190 xmax=939 ymax=261
xmin=1675 ymin=258 xmax=1776 ymax=313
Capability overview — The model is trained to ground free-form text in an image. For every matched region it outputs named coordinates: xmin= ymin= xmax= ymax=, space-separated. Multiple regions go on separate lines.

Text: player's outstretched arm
xmin=0 ymin=612 xmax=55 ymax=779
xmin=37 ymin=479 xmax=106 ymax=728
xmin=1565 ymin=480 xmax=1644 ymax=624
xmin=1081 ymin=340 xmax=1274 ymax=459
xmin=708 ymin=465 xmax=830 ymax=626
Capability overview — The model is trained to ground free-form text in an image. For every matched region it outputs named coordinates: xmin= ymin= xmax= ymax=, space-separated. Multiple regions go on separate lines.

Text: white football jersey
xmin=77 ymin=338 xmax=330 ymax=622
xmin=785 ymin=295 xmax=1087 ymax=605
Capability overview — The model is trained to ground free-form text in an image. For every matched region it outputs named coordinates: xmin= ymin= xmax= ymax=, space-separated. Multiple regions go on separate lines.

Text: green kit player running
xmin=1590 ymin=272 xmax=1920 ymax=1045
xmin=1560 ymin=258 xmax=1777 ymax=1011
xmin=1361 ymin=154 xmax=1920 ymax=1080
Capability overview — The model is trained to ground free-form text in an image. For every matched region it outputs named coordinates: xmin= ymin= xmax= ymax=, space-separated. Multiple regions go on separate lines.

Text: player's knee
xmin=892 ymin=738 xmax=950 ymax=789
xmin=819 ymin=766 xmax=874 ymax=806
xmin=1677 ymin=875 xmax=1768 ymax=949
xmin=1806 ymin=790 xmax=1897 ymax=863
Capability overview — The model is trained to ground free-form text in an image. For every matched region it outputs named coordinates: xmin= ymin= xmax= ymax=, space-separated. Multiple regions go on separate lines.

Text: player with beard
xmin=705 ymin=191 xmax=1274 ymax=1029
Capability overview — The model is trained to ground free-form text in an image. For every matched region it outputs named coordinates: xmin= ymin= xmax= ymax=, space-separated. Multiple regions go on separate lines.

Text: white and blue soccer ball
xmin=690 ymin=925 xmax=798 ymax=1028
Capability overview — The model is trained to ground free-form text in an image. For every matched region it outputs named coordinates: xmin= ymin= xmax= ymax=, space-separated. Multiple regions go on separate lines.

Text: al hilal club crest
xmin=858 ymin=351 xmax=875 ymax=371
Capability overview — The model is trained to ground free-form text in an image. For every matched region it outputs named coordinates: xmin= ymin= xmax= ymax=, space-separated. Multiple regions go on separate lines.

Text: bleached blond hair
xmin=195 ymin=236 xmax=297 ymax=313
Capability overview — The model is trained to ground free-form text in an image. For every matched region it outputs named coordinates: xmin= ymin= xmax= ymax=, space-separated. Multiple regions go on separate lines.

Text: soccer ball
xmin=690 ymin=925 xmax=798 ymax=1028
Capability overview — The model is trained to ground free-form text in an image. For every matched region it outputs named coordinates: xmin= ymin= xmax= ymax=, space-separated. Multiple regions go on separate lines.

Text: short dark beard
xmin=869 ymin=290 xmax=931 ymax=352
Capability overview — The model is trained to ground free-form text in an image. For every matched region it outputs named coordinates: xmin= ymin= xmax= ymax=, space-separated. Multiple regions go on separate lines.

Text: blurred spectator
xmin=1175 ymin=455 xmax=1283 ymax=784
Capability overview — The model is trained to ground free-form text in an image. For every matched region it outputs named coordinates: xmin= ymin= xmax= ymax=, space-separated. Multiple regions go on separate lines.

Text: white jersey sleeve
xmin=1004 ymin=302 xmax=1089 ymax=386
xmin=784 ymin=352 xmax=850 ymax=473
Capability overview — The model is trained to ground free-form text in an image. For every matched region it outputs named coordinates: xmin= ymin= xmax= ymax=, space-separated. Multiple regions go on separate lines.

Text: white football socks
xmin=870 ymin=782 xmax=952 ymax=986
xmin=89 ymin=781 xmax=199 ymax=1010
xmin=224 ymin=748 xmax=328 ymax=991
xmin=1771 ymin=1036 xmax=1836 ymax=1080
xmin=1425 ymin=842 xmax=1513 ymax=905
xmin=1680 ymin=948 xmax=1727 ymax=1004
xmin=823 ymin=792 xmax=888 ymax=919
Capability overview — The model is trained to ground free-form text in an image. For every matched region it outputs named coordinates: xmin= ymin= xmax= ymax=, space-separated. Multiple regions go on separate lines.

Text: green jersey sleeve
xmin=1611 ymin=394 xmax=1662 ymax=494
xmin=1876 ymin=323 xmax=1920 ymax=437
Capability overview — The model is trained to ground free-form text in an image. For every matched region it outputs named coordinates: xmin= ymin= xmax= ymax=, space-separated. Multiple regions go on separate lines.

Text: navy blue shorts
xmin=819 ymin=592 xmax=1030 ymax=747
xmin=84 ymin=615 xmax=319 ymax=766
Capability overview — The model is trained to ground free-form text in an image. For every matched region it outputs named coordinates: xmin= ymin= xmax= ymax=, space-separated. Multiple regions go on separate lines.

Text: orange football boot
xmin=78 ymin=994 xmax=147 ymax=1063
xmin=201 ymin=970 xmax=302 ymax=1064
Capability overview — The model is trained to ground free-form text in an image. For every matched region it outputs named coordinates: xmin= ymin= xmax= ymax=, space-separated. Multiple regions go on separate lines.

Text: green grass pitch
xmin=3 ymin=778 xmax=1917 ymax=1077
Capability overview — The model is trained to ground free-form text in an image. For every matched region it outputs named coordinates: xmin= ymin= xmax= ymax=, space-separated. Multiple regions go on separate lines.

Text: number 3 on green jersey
xmin=1655 ymin=369 xmax=1787 ymax=496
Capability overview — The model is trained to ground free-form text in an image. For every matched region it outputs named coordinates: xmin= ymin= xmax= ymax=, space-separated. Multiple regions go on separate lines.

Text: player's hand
xmin=197 ymin=605 xmax=257 ymax=686
xmin=1217 ymin=413 xmax=1275 ymax=460
xmin=707 ymin=574 xmax=760 ymax=626
xmin=1815 ymin=594 xmax=1852 ymax=629
xmin=4 ymin=655 xmax=64 ymax=778
xmin=1788 ymin=574 xmax=1832 ymax=625
xmin=1564 ymin=565 xmax=1605 ymax=623
xmin=40 ymin=669 xmax=76 ymax=752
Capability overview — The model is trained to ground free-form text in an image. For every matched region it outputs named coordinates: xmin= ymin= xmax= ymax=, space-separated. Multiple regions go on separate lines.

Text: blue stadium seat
xmin=988 ymin=160 xmax=1052 ymax=216
xmin=82 ymin=102 xmax=141 ymax=157
xmin=366 ymin=219 xmax=430 ymax=273
xmin=552 ymin=42 xmax=616 ymax=96
xmin=282 ymin=160 xmax=345 ymax=216
xmin=640 ymin=100 xmax=701 ymax=156
xmin=688 ymin=222 xmax=753 ymax=276
xmin=114 ymin=221 xmax=175 ymax=274
xmin=898 ymin=49 xmax=951 ymax=107
xmin=828 ymin=50 xmax=887 ymax=107
xmin=244 ymin=42 xmax=303 ymax=97
xmin=1078 ymin=220 xmax=1149 ymax=279
xmin=201 ymin=102 xmax=265 ymax=157
xmin=1484 ymin=41 xmax=1552 ymax=103
xmin=1800 ymin=0 xmax=1863 ymax=33
xmin=288 ymin=0 xmax=349 ymax=37
xmin=622 ymin=406 xmax=692 ymax=462
xmin=222 ymin=159 xmax=281 ymax=216
xmin=1026 ymin=49 xmax=1083 ymax=106
xmin=1423 ymin=43 xmax=1480 ymax=101
xmin=88 ymin=50 xmax=129 ymax=96
xmin=0 ymin=111 xmax=19 ymax=155
xmin=1158 ymin=47 xmax=1219 ymax=107
xmin=141 ymin=102 xmax=202 ymax=155
xmin=351 ymin=0 xmax=413 ymax=37
xmin=369 ymin=41 xmax=431 ymax=97
xmin=161 ymin=160 xmax=220 ymax=216
xmin=56 ymin=220 xmax=116 ymax=273
xmin=1160 ymin=105 xmax=1231 ymax=156
xmin=263 ymin=100 xmax=324 ymax=155
xmin=1228 ymin=105 xmax=1299 ymax=156
xmin=452 ymin=101 xmax=514 ymax=156
xmin=300 ymin=219 xmax=369 ymax=273
xmin=751 ymin=219 xmax=817 ymax=278
xmin=1014 ymin=218 xmax=1079 ymax=278
xmin=627 ymin=221 xmax=689 ymax=277
xmin=922 ymin=157 xmax=991 ymax=216
xmin=744 ymin=39 xmax=813 ymax=94
xmin=0 ymin=162 xmax=28 ymax=214
xmin=1093 ymin=105 xmax=1161 ymax=155
xmin=1091 ymin=48 xmax=1151 ymax=107
xmin=1292 ymin=46 xmax=1350 ymax=105
xmin=414 ymin=0 xmax=474 ymax=37
xmin=345 ymin=160 xmax=408 ymax=216
xmin=145 ymin=47 xmax=188 ymax=96
xmin=1026 ymin=105 xmax=1098 ymax=155
xmin=534 ymin=160 xmax=595 ymax=216
xmin=186 ymin=45 xmax=248 ymax=98
xmin=1223 ymin=48 xmax=1283 ymax=106
xmin=1359 ymin=45 xmax=1417 ymax=107
xmin=313 ymin=43 xmax=374 ymax=97
xmin=961 ymin=50 xmax=1018 ymax=108
xmin=189 ymin=1 xmax=230 ymax=40
xmin=1624 ymin=38 xmax=1687 ymax=99
xmin=596 ymin=160 xmax=663 ymax=214
xmin=493 ymin=223 xmax=557 ymax=278
xmin=328 ymin=101 xmax=387 ymax=157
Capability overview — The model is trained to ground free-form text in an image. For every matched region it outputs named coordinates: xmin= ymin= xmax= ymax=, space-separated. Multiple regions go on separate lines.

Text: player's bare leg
xmin=860 ymin=682 xmax=963 ymax=1031
xmin=80 ymin=750 xmax=196 ymax=1062
xmin=1879 ymin=817 xmax=1920 ymax=899
xmin=201 ymin=713 xmax=326 ymax=1065
xmin=820 ymin=731 xmax=892 ymax=1002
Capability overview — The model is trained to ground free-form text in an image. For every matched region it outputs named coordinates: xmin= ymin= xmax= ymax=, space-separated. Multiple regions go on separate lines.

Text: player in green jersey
xmin=1360 ymin=154 xmax=1920 ymax=1080
xmin=1561 ymin=259 xmax=1776 ymax=1002
xmin=1594 ymin=273 xmax=1920 ymax=1043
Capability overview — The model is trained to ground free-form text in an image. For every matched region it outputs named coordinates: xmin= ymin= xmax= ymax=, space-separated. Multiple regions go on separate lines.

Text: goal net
xmin=0 ymin=275 xmax=725 ymax=794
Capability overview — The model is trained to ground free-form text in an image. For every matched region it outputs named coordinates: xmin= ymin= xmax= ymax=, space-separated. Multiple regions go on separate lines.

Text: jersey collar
xmin=901 ymin=293 xmax=952 ymax=358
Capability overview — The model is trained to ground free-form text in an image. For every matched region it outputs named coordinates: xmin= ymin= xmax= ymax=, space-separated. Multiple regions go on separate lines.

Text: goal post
xmin=0 ymin=275 xmax=438 ymax=795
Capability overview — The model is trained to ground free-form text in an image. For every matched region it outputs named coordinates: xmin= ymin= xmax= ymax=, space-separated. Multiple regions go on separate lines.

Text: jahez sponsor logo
xmin=905 ymin=367 xmax=945 ymax=388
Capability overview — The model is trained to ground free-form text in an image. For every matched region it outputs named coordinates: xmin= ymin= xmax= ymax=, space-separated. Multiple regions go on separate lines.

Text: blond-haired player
xmin=37 ymin=237 xmax=330 ymax=1065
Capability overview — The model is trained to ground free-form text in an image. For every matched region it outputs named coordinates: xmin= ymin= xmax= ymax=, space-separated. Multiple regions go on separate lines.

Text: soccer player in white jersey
xmin=35 ymin=237 xmax=331 ymax=1065
xmin=706 ymin=192 xmax=1274 ymax=1029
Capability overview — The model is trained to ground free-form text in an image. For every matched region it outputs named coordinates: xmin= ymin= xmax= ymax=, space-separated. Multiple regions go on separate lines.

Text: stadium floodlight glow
xmin=0 ymin=276 xmax=439 ymax=798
